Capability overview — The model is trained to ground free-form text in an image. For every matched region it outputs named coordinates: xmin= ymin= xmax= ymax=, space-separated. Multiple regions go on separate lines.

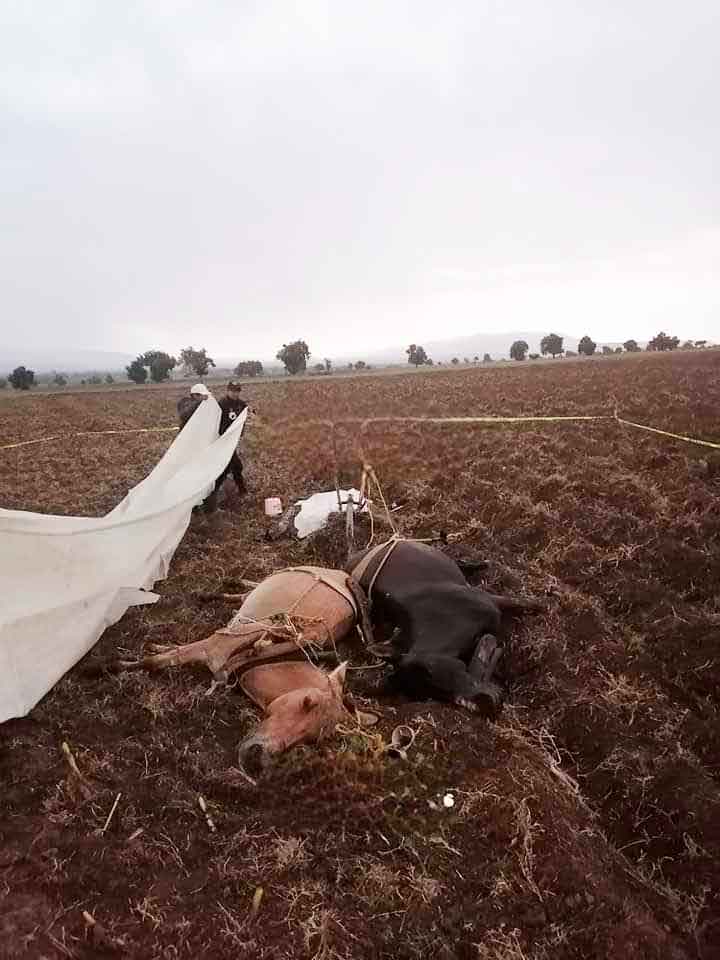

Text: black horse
xmin=346 ymin=540 xmax=542 ymax=712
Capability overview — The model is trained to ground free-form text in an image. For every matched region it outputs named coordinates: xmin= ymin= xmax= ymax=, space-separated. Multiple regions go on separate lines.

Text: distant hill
xmin=0 ymin=347 xmax=135 ymax=375
xmin=2 ymin=330 xmax=634 ymax=379
xmin=334 ymin=330 xmax=581 ymax=365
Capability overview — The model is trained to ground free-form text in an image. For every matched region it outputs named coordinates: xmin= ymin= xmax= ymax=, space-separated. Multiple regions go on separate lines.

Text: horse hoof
xmin=147 ymin=643 xmax=174 ymax=654
xmin=456 ymin=684 xmax=503 ymax=717
xmin=474 ymin=683 xmax=503 ymax=716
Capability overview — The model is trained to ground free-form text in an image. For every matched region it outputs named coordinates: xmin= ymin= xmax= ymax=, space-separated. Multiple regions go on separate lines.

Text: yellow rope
xmin=346 ymin=413 xmax=719 ymax=452
xmin=0 ymin=425 xmax=179 ymax=451
xmin=0 ymin=435 xmax=64 ymax=450
xmin=362 ymin=462 xmax=399 ymax=536
xmin=2 ymin=413 xmax=719 ymax=452
xmin=359 ymin=415 xmax=609 ymax=425
xmin=74 ymin=426 xmax=179 ymax=437
xmin=615 ymin=416 xmax=720 ymax=450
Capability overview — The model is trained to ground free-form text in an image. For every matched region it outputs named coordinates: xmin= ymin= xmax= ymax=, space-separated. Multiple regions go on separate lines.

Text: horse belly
xmin=237 ymin=570 xmax=355 ymax=644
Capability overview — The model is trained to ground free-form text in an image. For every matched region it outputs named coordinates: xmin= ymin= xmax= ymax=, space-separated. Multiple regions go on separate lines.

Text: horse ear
xmin=328 ymin=661 xmax=348 ymax=696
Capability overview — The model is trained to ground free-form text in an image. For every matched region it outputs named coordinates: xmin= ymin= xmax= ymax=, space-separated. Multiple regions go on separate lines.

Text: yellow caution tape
xmin=0 ymin=425 xmax=178 ymax=451
xmin=0 ymin=435 xmax=64 ymax=450
xmin=357 ymin=415 xmax=610 ymax=425
xmin=1 ymin=414 xmax=718 ymax=452
xmin=345 ymin=413 xmax=719 ymax=450
xmin=74 ymin=427 xmax=179 ymax=437
xmin=615 ymin=416 xmax=720 ymax=450
xmin=346 ymin=415 xmax=720 ymax=450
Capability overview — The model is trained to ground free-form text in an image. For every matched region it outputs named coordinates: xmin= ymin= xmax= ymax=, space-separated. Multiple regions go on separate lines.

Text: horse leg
xmin=468 ymin=634 xmax=503 ymax=684
xmin=114 ymin=625 xmax=271 ymax=679
xmin=194 ymin=580 xmax=259 ymax=602
xmin=454 ymin=634 xmax=504 ymax=716
xmin=194 ymin=591 xmax=252 ymax=604
xmin=456 ymin=681 xmax=503 ymax=715
xmin=485 ymin=593 xmax=546 ymax=614
xmin=455 ymin=558 xmax=490 ymax=580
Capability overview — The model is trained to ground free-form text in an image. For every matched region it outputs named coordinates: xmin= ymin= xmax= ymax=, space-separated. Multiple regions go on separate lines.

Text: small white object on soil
xmin=443 ymin=793 xmax=455 ymax=808
xmin=293 ymin=489 xmax=369 ymax=539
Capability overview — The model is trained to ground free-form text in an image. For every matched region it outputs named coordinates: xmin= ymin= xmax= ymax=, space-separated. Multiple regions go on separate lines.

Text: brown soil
xmin=1 ymin=351 xmax=719 ymax=959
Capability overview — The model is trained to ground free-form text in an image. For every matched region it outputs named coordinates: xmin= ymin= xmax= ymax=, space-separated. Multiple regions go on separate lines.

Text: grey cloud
xmin=1 ymin=1 xmax=718 ymax=359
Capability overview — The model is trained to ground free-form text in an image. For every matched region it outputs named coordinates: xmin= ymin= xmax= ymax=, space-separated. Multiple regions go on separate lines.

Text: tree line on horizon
xmin=404 ymin=330 xmax=701 ymax=367
xmin=1 ymin=331 xmax=712 ymax=390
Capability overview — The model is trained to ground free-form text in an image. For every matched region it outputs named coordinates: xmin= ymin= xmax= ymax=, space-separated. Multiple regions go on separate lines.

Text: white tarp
xmin=0 ymin=398 xmax=247 ymax=723
xmin=293 ymin=488 xmax=368 ymax=539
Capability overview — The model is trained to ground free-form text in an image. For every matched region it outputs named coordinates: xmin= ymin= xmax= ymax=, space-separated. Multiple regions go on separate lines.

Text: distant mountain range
xmin=3 ymin=330 xmax=628 ymax=376
xmin=331 ymin=330 xmax=584 ymax=365
xmin=0 ymin=347 xmax=135 ymax=375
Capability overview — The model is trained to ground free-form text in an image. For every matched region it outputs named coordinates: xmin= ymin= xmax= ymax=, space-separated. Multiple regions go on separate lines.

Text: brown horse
xmin=117 ymin=566 xmax=375 ymax=769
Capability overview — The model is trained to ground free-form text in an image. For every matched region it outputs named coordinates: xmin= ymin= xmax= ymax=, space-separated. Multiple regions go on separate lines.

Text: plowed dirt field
xmin=1 ymin=351 xmax=719 ymax=959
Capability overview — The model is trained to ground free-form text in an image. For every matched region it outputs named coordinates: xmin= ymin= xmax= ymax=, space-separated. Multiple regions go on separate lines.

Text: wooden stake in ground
xmin=61 ymin=741 xmax=83 ymax=779
xmin=251 ymin=887 xmax=264 ymax=917
xmin=198 ymin=795 xmax=216 ymax=833
xmin=100 ymin=792 xmax=122 ymax=834
xmin=82 ymin=910 xmax=112 ymax=948
xmin=61 ymin=741 xmax=93 ymax=800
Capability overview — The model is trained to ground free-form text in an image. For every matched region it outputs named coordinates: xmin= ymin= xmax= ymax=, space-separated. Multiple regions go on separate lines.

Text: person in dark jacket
xmin=176 ymin=381 xmax=249 ymax=513
xmin=211 ymin=381 xmax=248 ymax=506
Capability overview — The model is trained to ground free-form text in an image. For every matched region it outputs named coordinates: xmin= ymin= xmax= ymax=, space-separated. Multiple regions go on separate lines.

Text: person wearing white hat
xmin=176 ymin=382 xmax=217 ymax=514
xmin=177 ymin=382 xmax=211 ymax=432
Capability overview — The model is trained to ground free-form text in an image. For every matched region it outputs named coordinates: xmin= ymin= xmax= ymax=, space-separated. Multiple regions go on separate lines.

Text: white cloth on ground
xmin=0 ymin=399 xmax=246 ymax=722
xmin=293 ymin=489 xmax=368 ymax=539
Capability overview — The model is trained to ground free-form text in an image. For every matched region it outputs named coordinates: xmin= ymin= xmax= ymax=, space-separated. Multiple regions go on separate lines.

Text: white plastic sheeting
xmin=293 ymin=489 xmax=368 ymax=539
xmin=0 ymin=399 xmax=247 ymax=723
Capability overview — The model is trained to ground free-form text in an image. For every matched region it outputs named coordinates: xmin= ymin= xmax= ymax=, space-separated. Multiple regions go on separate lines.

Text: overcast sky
xmin=2 ymin=1 xmax=718 ymax=359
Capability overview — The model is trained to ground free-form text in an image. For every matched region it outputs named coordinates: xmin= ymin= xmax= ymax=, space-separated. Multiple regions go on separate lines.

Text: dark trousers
xmin=201 ymin=451 xmax=246 ymax=512
xmin=215 ymin=451 xmax=246 ymax=493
